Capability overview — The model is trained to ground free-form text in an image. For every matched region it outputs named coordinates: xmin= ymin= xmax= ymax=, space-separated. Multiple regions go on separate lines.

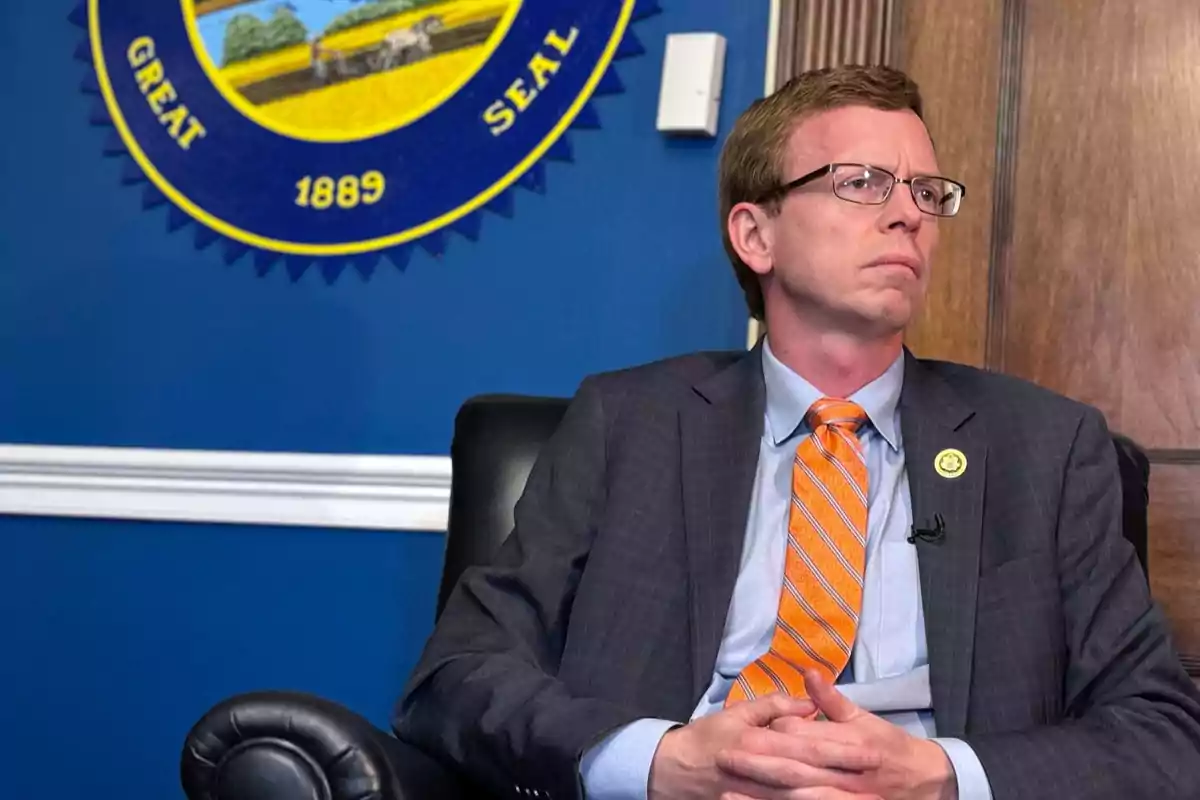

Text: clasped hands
xmin=647 ymin=670 xmax=957 ymax=800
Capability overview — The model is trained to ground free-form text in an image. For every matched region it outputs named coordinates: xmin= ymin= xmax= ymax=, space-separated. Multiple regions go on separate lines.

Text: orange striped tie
xmin=726 ymin=398 xmax=868 ymax=705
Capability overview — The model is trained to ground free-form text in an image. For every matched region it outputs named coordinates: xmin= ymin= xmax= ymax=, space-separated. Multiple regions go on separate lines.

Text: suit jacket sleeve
xmin=967 ymin=407 xmax=1200 ymax=799
xmin=392 ymin=377 xmax=644 ymax=800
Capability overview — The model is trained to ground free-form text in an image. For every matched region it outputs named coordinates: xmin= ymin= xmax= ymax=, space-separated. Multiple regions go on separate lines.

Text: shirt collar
xmin=761 ymin=337 xmax=904 ymax=451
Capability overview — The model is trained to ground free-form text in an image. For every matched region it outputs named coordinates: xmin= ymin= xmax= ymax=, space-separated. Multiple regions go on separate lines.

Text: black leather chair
xmin=181 ymin=396 xmax=567 ymax=800
xmin=180 ymin=394 xmax=1151 ymax=800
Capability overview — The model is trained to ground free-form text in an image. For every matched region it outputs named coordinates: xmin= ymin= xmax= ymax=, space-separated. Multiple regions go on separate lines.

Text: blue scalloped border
xmin=70 ymin=0 xmax=661 ymax=282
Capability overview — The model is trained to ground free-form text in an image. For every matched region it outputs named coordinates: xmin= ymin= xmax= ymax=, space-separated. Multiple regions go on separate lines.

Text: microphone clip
xmin=907 ymin=513 xmax=946 ymax=545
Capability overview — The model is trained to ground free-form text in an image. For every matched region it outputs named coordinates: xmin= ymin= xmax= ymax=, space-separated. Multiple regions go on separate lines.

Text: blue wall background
xmin=0 ymin=2 xmax=768 ymax=797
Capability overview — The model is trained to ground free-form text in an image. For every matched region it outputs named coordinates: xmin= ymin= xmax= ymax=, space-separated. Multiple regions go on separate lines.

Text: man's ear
xmin=727 ymin=202 xmax=774 ymax=276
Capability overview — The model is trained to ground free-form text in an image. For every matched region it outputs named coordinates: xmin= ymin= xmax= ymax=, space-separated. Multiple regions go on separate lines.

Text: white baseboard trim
xmin=0 ymin=444 xmax=453 ymax=532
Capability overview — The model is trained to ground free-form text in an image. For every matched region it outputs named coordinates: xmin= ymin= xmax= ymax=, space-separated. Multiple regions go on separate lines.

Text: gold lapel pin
xmin=934 ymin=448 xmax=967 ymax=479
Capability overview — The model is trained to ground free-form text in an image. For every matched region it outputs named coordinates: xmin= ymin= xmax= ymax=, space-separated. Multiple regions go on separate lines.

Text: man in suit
xmin=394 ymin=65 xmax=1200 ymax=800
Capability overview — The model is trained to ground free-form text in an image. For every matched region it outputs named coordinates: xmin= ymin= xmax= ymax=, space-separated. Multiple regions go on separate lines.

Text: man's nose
xmin=882 ymin=181 xmax=924 ymax=230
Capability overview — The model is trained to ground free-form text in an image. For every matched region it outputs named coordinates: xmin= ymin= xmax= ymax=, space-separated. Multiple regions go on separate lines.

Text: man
xmin=394 ymin=65 xmax=1200 ymax=800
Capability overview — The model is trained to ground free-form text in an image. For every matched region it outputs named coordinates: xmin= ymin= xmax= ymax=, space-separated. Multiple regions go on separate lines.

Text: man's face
xmin=751 ymin=105 xmax=942 ymax=338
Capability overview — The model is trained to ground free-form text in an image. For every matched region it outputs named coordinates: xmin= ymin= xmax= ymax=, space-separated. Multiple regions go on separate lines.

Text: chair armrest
xmin=181 ymin=691 xmax=471 ymax=800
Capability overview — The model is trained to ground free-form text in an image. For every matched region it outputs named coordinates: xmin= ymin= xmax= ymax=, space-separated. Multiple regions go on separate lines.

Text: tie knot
xmin=807 ymin=398 xmax=868 ymax=432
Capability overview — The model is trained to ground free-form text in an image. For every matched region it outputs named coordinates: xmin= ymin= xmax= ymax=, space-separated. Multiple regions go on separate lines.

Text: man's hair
xmin=718 ymin=64 xmax=925 ymax=320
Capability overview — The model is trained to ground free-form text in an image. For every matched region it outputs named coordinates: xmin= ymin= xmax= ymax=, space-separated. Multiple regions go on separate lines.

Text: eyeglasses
xmin=756 ymin=163 xmax=966 ymax=217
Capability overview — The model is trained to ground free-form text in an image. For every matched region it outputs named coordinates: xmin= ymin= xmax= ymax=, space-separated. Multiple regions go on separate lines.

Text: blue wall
xmin=0 ymin=1 xmax=768 ymax=797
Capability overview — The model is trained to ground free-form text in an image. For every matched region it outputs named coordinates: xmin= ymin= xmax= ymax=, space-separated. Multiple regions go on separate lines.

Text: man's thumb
xmin=803 ymin=669 xmax=858 ymax=722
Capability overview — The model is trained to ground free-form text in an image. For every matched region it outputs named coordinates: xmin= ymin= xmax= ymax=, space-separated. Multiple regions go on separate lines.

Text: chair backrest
xmin=438 ymin=395 xmax=1151 ymax=618
xmin=438 ymin=395 xmax=569 ymax=618
xmin=1113 ymin=433 xmax=1150 ymax=573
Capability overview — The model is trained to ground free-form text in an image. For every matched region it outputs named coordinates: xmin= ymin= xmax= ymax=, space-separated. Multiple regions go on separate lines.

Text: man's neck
xmin=765 ymin=319 xmax=904 ymax=399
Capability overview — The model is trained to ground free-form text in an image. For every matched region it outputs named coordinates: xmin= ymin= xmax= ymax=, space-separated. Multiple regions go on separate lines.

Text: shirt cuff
xmin=578 ymin=718 xmax=679 ymax=800
xmin=932 ymin=738 xmax=994 ymax=800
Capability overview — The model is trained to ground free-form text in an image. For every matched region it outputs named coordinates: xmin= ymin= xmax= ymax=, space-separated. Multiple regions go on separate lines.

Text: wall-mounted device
xmin=656 ymin=32 xmax=727 ymax=137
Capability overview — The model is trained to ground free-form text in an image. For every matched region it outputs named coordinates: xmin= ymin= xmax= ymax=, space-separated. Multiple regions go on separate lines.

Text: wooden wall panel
xmin=1122 ymin=6 xmax=1200 ymax=449
xmin=999 ymin=0 xmax=1200 ymax=448
xmin=999 ymin=0 xmax=1133 ymax=424
xmin=779 ymin=0 xmax=897 ymax=74
xmin=898 ymin=0 xmax=1003 ymax=367
xmin=1148 ymin=463 xmax=1200 ymax=675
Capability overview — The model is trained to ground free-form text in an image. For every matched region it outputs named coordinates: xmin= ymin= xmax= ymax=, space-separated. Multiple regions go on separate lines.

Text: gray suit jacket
xmin=395 ymin=346 xmax=1200 ymax=800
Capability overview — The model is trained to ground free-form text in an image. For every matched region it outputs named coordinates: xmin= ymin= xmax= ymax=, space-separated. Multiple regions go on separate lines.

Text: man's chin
xmin=844 ymin=295 xmax=915 ymax=332
xmin=773 ymin=289 xmax=917 ymax=338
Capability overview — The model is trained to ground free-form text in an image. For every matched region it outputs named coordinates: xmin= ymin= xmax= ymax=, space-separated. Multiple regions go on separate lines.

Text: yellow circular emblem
xmin=81 ymin=0 xmax=645 ymax=266
xmin=934 ymin=448 xmax=967 ymax=479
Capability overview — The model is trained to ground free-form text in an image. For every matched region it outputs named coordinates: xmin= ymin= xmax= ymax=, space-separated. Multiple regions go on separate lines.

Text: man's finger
xmin=771 ymin=715 xmax=812 ymax=735
xmin=777 ymin=720 xmax=865 ymax=748
xmin=787 ymin=791 xmax=884 ymax=800
xmin=802 ymin=669 xmax=860 ymax=723
xmin=715 ymin=747 xmax=867 ymax=792
xmin=732 ymin=692 xmax=818 ymax=726
xmin=721 ymin=788 xmax=884 ymax=800
xmin=737 ymin=726 xmax=883 ymax=772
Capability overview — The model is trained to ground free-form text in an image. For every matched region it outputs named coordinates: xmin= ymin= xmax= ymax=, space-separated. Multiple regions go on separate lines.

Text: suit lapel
xmin=900 ymin=352 xmax=985 ymax=738
xmin=680 ymin=345 xmax=766 ymax=701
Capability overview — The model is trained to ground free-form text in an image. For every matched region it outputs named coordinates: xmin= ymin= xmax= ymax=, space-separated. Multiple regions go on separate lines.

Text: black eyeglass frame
xmin=754 ymin=162 xmax=967 ymax=216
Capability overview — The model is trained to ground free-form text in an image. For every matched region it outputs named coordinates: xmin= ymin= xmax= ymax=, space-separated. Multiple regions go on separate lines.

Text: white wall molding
xmin=0 ymin=444 xmax=452 ymax=532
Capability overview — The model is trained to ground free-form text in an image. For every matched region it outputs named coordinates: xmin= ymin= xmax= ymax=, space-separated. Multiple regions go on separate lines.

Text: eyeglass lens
xmin=831 ymin=164 xmax=962 ymax=216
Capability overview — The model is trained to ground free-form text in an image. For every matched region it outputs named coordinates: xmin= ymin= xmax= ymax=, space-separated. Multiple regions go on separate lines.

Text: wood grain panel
xmin=1000 ymin=1 xmax=1200 ymax=447
xmin=1121 ymin=5 xmax=1200 ymax=449
xmin=999 ymin=0 xmax=1133 ymax=422
xmin=795 ymin=0 xmax=896 ymax=71
xmin=1148 ymin=463 xmax=1200 ymax=676
xmin=897 ymin=0 xmax=1003 ymax=367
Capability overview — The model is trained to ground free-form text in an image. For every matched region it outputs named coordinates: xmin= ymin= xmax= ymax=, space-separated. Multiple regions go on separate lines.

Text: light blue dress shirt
xmin=579 ymin=340 xmax=993 ymax=799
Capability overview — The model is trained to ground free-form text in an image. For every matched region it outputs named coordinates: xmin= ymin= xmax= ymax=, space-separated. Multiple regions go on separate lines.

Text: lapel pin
xmin=934 ymin=448 xmax=967 ymax=479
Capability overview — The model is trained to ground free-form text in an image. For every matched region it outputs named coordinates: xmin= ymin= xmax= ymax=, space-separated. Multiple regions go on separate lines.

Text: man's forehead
xmin=783 ymin=105 xmax=937 ymax=172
